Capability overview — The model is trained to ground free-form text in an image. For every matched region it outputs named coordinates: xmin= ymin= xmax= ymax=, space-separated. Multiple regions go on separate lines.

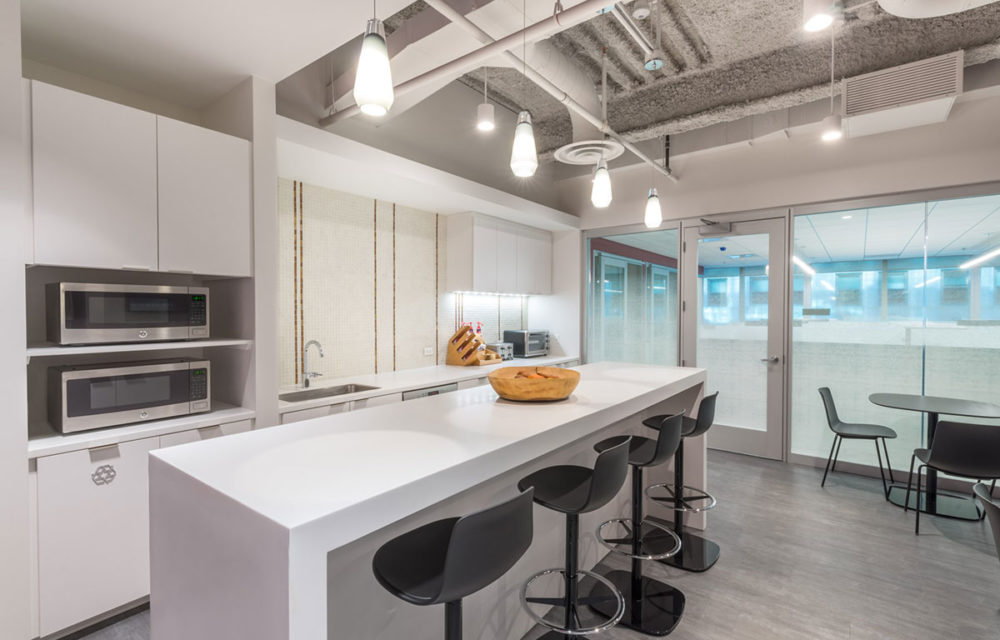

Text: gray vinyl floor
xmin=77 ymin=451 xmax=1000 ymax=640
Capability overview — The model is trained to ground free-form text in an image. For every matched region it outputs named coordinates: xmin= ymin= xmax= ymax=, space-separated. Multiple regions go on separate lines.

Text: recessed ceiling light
xmin=842 ymin=214 xmax=852 ymax=219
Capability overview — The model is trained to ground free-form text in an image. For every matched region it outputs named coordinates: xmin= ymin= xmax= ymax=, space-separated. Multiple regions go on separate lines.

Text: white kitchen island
xmin=149 ymin=362 xmax=707 ymax=640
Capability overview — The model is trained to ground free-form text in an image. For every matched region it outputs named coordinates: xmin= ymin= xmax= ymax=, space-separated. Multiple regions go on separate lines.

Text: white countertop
xmin=154 ymin=362 xmax=704 ymax=535
xmin=277 ymin=354 xmax=577 ymax=413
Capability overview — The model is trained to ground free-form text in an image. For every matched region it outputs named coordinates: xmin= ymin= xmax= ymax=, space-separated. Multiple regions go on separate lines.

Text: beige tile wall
xmin=278 ymin=178 xmax=527 ymax=387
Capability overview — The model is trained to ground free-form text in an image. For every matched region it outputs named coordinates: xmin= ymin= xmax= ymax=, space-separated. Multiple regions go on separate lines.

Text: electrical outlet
xmin=423 ymin=346 xmax=434 ymax=356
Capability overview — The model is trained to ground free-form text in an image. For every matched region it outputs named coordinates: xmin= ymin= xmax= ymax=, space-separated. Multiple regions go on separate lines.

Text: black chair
xmin=904 ymin=421 xmax=1000 ymax=534
xmin=644 ymin=392 xmax=720 ymax=572
xmin=974 ymin=483 xmax=1000 ymax=569
xmin=590 ymin=413 xmax=686 ymax=636
xmin=818 ymin=387 xmax=897 ymax=497
xmin=517 ymin=438 xmax=631 ymax=638
xmin=372 ymin=489 xmax=534 ymax=640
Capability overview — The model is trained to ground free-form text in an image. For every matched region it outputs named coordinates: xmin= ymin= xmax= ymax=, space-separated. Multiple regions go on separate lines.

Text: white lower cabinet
xmin=457 ymin=378 xmax=488 ymax=390
xmin=158 ymin=419 xmax=253 ymax=447
xmin=280 ymin=402 xmax=350 ymax=424
xmin=36 ymin=437 xmax=158 ymax=636
xmin=351 ymin=393 xmax=402 ymax=409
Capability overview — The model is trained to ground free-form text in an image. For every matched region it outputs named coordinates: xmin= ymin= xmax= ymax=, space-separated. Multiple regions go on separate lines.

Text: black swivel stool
xmin=590 ymin=413 xmax=686 ymax=636
xmin=518 ymin=438 xmax=631 ymax=638
xmin=372 ymin=489 xmax=534 ymax=640
xmin=643 ymin=392 xmax=720 ymax=573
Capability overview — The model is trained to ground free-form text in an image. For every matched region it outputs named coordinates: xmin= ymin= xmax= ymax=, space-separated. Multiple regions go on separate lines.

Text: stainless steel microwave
xmin=48 ymin=359 xmax=211 ymax=433
xmin=503 ymin=330 xmax=549 ymax=358
xmin=46 ymin=283 xmax=209 ymax=345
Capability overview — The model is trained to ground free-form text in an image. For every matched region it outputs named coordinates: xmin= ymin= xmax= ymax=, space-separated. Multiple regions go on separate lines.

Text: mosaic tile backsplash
xmin=278 ymin=178 xmax=527 ymax=387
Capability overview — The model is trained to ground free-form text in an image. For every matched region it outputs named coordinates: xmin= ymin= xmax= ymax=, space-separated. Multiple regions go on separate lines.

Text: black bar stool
xmin=589 ymin=413 xmax=686 ymax=636
xmin=372 ymin=489 xmax=534 ymax=640
xmin=644 ymin=392 xmax=720 ymax=573
xmin=518 ymin=438 xmax=631 ymax=638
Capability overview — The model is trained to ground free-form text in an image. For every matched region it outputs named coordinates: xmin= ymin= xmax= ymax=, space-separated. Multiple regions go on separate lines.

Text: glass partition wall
xmin=790 ymin=194 xmax=1000 ymax=468
xmin=587 ymin=228 xmax=680 ymax=366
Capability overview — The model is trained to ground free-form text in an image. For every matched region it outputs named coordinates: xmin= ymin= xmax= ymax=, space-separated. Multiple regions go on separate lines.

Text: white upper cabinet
xmin=31 ymin=81 xmax=158 ymax=271
xmin=446 ymin=213 xmax=552 ymax=295
xmin=157 ymin=117 xmax=252 ymax=277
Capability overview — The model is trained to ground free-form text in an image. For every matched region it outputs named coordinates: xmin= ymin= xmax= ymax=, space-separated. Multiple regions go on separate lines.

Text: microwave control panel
xmin=189 ymin=294 xmax=208 ymax=327
xmin=190 ymin=368 xmax=209 ymax=401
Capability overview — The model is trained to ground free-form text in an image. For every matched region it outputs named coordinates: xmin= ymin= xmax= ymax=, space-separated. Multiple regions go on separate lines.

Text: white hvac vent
xmin=841 ymin=51 xmax=963 ymax=138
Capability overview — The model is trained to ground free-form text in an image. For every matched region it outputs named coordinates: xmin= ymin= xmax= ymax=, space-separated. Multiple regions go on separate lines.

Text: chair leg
xmin=821 ymin=435 xmax=839 ymax=487
xmin=874 ymin=439 xmax=889 ymax=498
xmin=445 ymin=600 xmax=462 ymax=640
xmin=904 ymin=454 xmax=916 ymax=514
xmin=915 ymin=465 xmax=924 ymax=535
xmin=881 ymin=438 xmax=895 ymax=485
xmin=831 ymin=437 xmax=843 ymax=473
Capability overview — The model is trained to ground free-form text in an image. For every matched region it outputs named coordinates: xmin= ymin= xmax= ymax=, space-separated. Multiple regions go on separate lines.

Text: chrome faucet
xmin=302 ymin=340 xmax=324 ymax=388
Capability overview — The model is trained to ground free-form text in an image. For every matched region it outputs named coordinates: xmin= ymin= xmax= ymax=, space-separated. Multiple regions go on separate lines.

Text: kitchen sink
xmin=279 ymin=384 xmax=380 ymax=403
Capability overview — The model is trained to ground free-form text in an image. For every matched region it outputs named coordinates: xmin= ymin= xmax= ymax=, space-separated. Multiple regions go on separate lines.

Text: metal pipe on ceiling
xmin=319 ymin=0 xmax=613 ymax=127
xmin=609 ymin=2 xmax=654 ymax=56
xmin=421 ymin=0 xmax=677 ymax=182
xmin=322 ymin=0 xmax=678 ymax=182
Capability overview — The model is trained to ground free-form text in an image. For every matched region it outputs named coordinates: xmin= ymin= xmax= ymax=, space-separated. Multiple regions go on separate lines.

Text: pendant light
xmin=476 ymin=68 xmax=495 ymax=132
xmin=509 ymin=0 xmax=537 ymax=177
xmin=644 ymin=188 xmax=663 ymax=228
xmin=353 ymin=0 xmax=394 ymax=117
xmin=591 ymin=157 xmax=612 ymax=208
xmin=803 ymin=0 xmax=837 ymax=31
xmin=820 ymin=27 xmax=842 ymax=142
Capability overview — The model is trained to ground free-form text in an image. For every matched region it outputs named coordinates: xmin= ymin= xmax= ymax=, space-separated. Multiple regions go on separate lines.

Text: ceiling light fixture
xmin=792 ymin=255 xmax=817 ymax=276
xmin=353 ymin=0 xmax=394 ymax=117
xmin=510 ymin=0 xmax=537 ymax=177
xmin=645 ymin=0 xmax=665 ymax=70
xmin=644 ymin=188 xmax=663 ymax=228
xmin=591 ymin=157 xmax=612 ymax=208
xmin=820 ymin=25 xmax=842 ymax=142
xmin=476 ymin=68 xmax=495 ymax=132
xmin=960 ymin=246 xmax=1000 ymax=270
xmin=632 ymin=0 xmax=651 ymax=20
xmin=803 ymin=0 xmax=838 ymax=31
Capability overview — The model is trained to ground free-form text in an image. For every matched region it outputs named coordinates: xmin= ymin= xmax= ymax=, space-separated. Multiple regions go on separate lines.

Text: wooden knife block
xmin=446 ymin=326 xmax=502 ymax=366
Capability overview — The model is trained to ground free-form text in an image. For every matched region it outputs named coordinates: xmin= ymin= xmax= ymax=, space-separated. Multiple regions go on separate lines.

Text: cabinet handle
xmin=121 ymin=264 xmax=153 ymax=271
xmin=166 ymin=269 xmax=195 ymax=274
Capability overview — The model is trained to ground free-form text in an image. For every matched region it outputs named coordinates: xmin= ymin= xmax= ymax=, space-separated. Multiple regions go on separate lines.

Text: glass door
xmin=681 ymin=218 xmax=787 ymax=460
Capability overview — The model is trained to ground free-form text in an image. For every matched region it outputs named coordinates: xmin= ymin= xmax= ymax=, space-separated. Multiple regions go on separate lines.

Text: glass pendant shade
xmin=820 ymin=113 xmax=843 ymax=142
xmin=591 ymin=159 xmax=612 ymax=208
xmin=644 ymin=188 xmax=663 ymax=228
xmin=476 ymin=103 xmax=495 ymax=132
xmin=354 ymin=19 xmax=394 ymax=117
xmin=510 ymin=111 xmax=538 ymax=177
xmin=803 ymin=0 xmax=836 ymax=31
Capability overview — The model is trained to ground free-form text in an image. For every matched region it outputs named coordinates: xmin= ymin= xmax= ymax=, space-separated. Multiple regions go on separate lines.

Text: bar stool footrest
xmin=596 ymin=518 xmax=682 ymax=560
xmin=521 ymin=567 xmax=624 ymax=635
xmin=646 ymin=483 xmax=717 ymax=513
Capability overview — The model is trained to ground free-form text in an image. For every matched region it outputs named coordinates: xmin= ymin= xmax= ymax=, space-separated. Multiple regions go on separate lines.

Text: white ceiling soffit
xmin=878 ymin=0 xmax=1000 ymax=18
xmin=276 ymin=116 xmax=579 ymax=231
xmin=20 ymin=0 xmax=414 ymax=108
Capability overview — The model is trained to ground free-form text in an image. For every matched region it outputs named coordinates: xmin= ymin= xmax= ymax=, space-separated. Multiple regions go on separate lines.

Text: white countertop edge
xmin=277 ymin=355 xmax=578 ymax=413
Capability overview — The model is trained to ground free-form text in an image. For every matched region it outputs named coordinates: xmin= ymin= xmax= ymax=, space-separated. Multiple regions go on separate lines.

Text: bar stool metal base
xmin=658 ymin=530 xmax=720 ymax=573
xmin=597 ymin=519 xmax=681 ymax=561
xmin=646 ymin=483 xmax=717 ymax=513
xmin=522 ymin=568 xmax=624 ymax=636
xmin=585 ymin=569 xmax=686 ymax=637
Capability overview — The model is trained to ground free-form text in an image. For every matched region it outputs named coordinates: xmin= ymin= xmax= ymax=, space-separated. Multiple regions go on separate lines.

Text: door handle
xmin=760 ymin=356 xmax=780 ymax=363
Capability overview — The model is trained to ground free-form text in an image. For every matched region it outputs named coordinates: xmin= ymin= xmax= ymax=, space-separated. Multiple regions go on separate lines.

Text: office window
xmin=940 ymin=269 xmax=969 ymax=304
xmin=706 ymin=278 xmax=728 ymax=307
xmin=887 ymin=272 xmax=907 ymax=305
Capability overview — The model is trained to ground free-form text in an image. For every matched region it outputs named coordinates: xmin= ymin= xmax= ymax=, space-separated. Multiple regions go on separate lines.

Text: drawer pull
xmin=91 ymin=464 xmax=117 ymax=486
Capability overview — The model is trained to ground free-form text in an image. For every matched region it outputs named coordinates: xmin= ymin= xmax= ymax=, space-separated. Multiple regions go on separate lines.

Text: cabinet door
xmin=496 ymin=223 xmax=518 ymax=294
xmin=280 ymin=403 xmax=350 ymax=424
xmin=517 ymin=229 xmax=552 ymax=295
xmin=36 ymin=438 xmax=158 ymax=636
xmin=31 ymin=81 xmax=158 ymax=270
xmin=159 ymin=420 xmax=253 ymax=447
xmin=471 ymin=218 xmax=498 ymax=293
xmin=352 ymin=394 xmax=402 ymax=409
xmin=157 ymin=117 xmax=252 ymax=276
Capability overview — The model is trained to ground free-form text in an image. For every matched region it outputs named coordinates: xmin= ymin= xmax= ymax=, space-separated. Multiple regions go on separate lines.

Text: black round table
xmin=869 ymin=393 xmax=1000 ymax=520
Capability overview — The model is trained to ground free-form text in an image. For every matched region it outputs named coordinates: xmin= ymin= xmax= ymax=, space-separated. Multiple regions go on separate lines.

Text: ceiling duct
xmin=877 ymin=0 xmax=1000 ymax=18
xmin=841 ymin=50 xmax=963 ymax=138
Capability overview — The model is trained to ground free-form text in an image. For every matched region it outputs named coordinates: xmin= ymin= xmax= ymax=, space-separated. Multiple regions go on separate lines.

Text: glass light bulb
xmin=476 ymin=103 xmax=495 ymax=132
xmin=803 ymin=0 xmax=836 ymax=31
xmin=591 ymin=160 xmax=612 ymax=208
xmin=510 ymin=111 xmax=538 ymax=178
xmin=820 ymin=113 xmax=842 ymax=142
xmin=804 ymin=12 xmax=834 ymax=31
xmin=354 ymin=20 xmax=394 ymax=117
xmin=644 ymin=188 xmax=662 ymax=228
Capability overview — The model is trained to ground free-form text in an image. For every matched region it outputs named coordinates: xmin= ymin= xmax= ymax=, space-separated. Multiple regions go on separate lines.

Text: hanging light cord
xmin=522 ymin=0 xmax=527 ymax=106
xmin=483 ymin=68 xmax=488 ymax=103
xmin=601 ymin=48 xmax=608 ymax=128
xmin=829 ymin=26 xmax=836 ymax=114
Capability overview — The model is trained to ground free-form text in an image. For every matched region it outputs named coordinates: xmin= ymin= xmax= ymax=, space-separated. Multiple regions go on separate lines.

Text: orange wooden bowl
xmin=487 ymin=366 xmax=580 ymax=402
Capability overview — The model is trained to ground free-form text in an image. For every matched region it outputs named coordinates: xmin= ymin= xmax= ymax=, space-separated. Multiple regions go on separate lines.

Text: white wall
xmin=528 ymin=229 xmax=582 ymax=357
xmin=560 ymin=94 xmax=1000 ymax=228
xmin=0 ymin=0 xmax=30 ymax=636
